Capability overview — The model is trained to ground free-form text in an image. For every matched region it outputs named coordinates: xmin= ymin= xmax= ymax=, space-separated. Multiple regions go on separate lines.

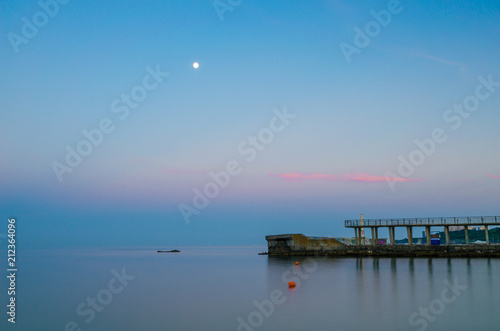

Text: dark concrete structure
xmin=265 ymin=234 xmax=345 ymax=255
xmin=266 ymin=234 xmax=500 ymax=257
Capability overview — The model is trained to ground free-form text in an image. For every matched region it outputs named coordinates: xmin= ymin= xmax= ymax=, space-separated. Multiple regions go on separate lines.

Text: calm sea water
xmin=1 ymin=246 xmax=499 ymax=330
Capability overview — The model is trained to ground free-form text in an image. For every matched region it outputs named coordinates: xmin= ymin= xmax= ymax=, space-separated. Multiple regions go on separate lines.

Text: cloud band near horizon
xmin=271 ymin=172 xmax=422 ymax=183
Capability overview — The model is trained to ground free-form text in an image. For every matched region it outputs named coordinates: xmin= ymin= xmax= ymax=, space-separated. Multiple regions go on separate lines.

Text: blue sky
xmin=1 ymin=0 xmax=499 ymax=248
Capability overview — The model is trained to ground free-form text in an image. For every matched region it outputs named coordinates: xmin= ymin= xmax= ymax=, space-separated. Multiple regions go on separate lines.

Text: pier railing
xmin=345 ymin=216 xmax=500 ymax=228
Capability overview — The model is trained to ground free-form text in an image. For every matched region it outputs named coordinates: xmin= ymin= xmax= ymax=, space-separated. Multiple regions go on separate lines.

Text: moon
xmin=193 ymin=62 xmax=199 ymax=69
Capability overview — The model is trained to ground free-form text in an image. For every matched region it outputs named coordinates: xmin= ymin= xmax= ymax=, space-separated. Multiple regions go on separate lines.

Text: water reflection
xmin=8 ymin=249 xmax=499 ymax=331
xmin=265 ymin=256 xmax=498 ymax=330
xmin=409 ymin=258 xmax=416 ymax=308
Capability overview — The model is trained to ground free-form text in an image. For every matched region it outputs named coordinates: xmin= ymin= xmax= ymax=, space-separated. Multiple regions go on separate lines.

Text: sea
xmin=1 ymin=246 xmax=499 ymax=330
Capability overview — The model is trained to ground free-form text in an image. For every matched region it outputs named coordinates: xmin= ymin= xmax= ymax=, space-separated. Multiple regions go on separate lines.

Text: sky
xmin=1 ymin=0 xmax=500 ymax=248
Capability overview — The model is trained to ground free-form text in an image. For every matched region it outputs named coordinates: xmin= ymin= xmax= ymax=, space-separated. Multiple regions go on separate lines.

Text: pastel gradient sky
xmin=1 ymin=0 xmax=499 ymax=247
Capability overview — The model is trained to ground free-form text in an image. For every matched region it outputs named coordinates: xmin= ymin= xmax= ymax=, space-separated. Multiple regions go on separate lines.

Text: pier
xmin=345 ymin=215 xmax=500 ymax=246
xmin=265 ymin=215 xmax=500 ymax=257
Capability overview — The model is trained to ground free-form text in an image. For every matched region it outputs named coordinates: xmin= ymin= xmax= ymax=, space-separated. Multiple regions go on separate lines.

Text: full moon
xmin=193 ymin=62 xmax=199 ymax=69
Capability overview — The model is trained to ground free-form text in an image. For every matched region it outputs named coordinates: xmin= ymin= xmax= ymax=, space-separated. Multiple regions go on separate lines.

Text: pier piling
xmin=425 ymin=226 xmax=431 ymax=246
xmin=444 ymin=226 xmax=450 ymax=246
xmin=389 ymin=227 xmax=395 ymax=245
xmin=407 ymin=227 xmax=413 ymax=246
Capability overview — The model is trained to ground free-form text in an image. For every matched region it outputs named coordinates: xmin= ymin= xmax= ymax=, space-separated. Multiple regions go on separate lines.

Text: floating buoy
xmin=288 ymin=281 xmax=296 ymax=288
xmin=295 ymin=261 xmax=299 ymax=265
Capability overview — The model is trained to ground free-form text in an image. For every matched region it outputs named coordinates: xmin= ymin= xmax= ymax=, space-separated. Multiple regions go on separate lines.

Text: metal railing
xmin=344 ymin=216 xmax=500 ymax=227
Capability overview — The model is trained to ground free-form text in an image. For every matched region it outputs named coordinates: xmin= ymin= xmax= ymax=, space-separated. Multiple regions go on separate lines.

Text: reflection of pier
xmin=345 ymin=216 xmax=500 ymax=246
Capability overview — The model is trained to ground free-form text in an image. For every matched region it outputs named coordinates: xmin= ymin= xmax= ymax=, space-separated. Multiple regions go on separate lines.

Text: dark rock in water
xmin=258 ymin=252 xmax=268 ymax=255
xmin=157 ymin=250 xmax=181 ymax=253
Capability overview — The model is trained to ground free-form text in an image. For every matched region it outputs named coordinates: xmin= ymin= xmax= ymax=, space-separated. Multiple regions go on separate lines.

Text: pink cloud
xmin=349 ymin=173 xmax=420 ymax=182
xmin=487 ymin=174 xmax=500 ymax=179
xmin=272 ymin=172 xmax=421 ymax=183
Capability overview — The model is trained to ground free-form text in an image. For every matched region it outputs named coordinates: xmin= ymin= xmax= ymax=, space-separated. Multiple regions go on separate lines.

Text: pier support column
xmin=374 ymin=228 xmax=378 ymax=245
xmin=485 ymin=225 xmax=489 ymax=245
xmin=371 ymin=228 xmax=376 ymax=246
xmin=465 ymin=227 xmax=469 ymax=245
xmin=407 ymin=226 xmax=413 ymax=245
xmin=354 ymin=228 xmax=359 ymax=245
xmin=425 ymin=226 xmax=431 ymax=246
xmin=444 ymin=226 xmax=450 ymax=246
xmin=389 ymin=227 xmax=395 ymax=245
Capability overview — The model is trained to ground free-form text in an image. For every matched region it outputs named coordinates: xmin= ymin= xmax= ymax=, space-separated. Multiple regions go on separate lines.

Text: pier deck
xmin=345 ymin=216 xmax=500 ymax=246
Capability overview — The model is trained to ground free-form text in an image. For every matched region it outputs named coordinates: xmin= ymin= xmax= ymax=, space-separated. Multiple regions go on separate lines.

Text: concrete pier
xmin=345 ymin=216 xmax=500 ymax=246
xmin=266 ymin=215 xmax=500 ymax=257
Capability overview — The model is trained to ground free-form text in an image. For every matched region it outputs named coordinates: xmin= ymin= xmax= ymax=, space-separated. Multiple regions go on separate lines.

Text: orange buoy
xmin=295 ymin=261 xmax=299 ymax=265
xmin=288 ymin=281 xmax=296 ymax=288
